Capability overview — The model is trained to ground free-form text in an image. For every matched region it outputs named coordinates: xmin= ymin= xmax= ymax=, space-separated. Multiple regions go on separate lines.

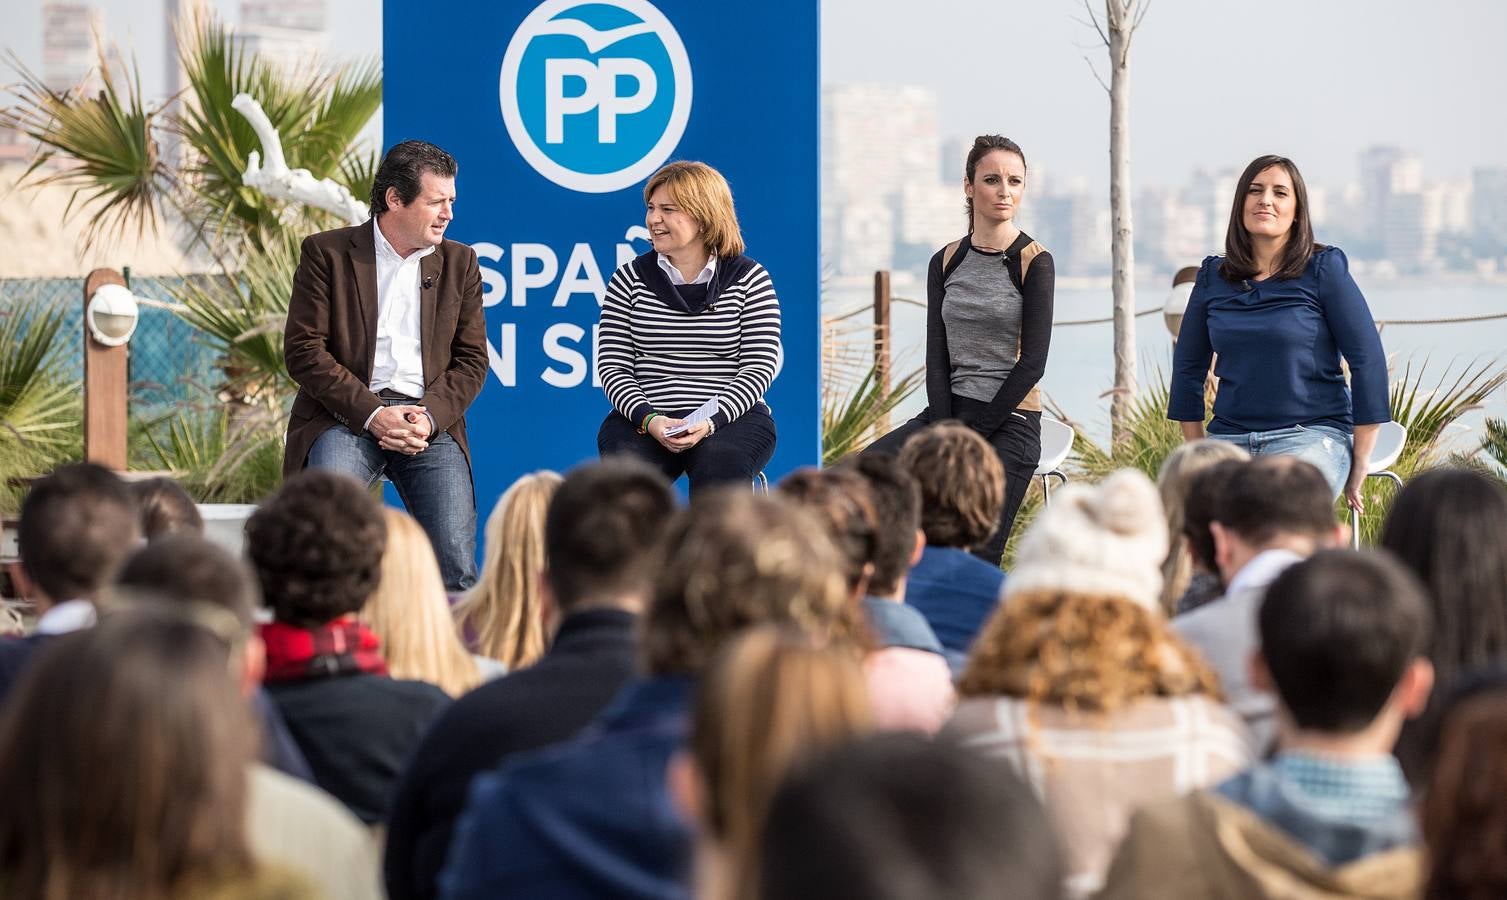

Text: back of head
xmin=1157 ymin=441 xmax=1249 ymax=610
xmin=459 ymin=470 xmax=563 ymax=669
xmin=1214 ymin=455 xmax=1335 ymax=545
xmin=19 ymin=462 xmax=140 ymax=603
xmin=775 ymin=467 xmax=879 ymax=596
xmin=841 ymin=454 xmax=922 ymax=597
xmin=759 ymin=733 xmax=1063 ymax=900
xmin=1380 ymin=467 xmax=1507 ymax=689
xmin=642 ymin=490 xmax=851 ymax=677
xmin=545 ymin=460 xmax=676 ymax=611
xmin=129 ymin=476 xmax=205 ymax=541
xmin=0 ymin=611 xmax=255 ymax=898
xmin=1423 ymin=684 xmax=1507 ymax=900
xmin=115 ymin=533 xmax=259 ymax=627
xmin=1260 ymin=549 xmax=1431 ymax=732
xmin=366 ymin=508 xmax=480 ymax=696
xmin=692 ymin=626 xmax=872 ymax=900
xmin=1181 ymin=458 xmax=1247 ymax=572
xmin=896 ymin=422 xmax=1004 ymax=549
xmin=246 ymin=470 xmax=386 ymax=627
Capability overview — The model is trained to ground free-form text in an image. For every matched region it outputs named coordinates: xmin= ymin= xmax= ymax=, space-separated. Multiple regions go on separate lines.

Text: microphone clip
xmin=422 ymin=275 xmax=435 ymax=290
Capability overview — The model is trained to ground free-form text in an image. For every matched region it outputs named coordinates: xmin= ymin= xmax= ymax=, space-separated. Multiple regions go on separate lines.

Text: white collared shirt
xmin=657 ymin=253 xmax=715 ymax=286
xmin=35 ymin=598 xmax=96 ymax=635
xmin=370 ymin=218 xmax=431 ymax=399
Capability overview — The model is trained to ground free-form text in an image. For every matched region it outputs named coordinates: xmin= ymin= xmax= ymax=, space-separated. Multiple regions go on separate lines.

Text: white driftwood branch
xmin=231 ymin=93 xmax=369 ymax=226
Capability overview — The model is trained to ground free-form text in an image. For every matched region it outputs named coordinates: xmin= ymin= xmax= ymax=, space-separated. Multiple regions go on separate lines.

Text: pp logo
xmin=500 ymin=0 xmax=693 ymax=194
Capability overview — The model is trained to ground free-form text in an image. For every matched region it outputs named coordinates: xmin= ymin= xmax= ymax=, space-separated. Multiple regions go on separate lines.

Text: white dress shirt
xmin=657 ymin=253 xmax=715 ymax=286
xmin=371 ymin=218 xmax=431 ymax=399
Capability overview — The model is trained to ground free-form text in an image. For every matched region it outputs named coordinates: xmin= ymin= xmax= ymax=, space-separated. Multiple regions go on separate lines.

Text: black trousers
xmin=598 ymin=405 xmax=777 ymax=497
xmin=865 ymin=397 xmax=1041 ymax=567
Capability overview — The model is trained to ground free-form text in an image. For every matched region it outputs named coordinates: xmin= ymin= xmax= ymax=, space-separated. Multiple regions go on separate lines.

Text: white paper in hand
xmin=663 ymin=397 xmax=719 ymax=437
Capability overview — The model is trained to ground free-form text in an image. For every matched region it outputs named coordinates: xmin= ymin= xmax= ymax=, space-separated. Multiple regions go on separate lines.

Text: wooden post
xmin=83 ymin=269 xmax=129 ymax=470
xmin=873 ymin=270 xmax=892 ymax=433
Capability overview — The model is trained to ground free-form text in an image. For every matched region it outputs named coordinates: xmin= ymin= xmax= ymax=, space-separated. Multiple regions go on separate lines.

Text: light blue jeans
xmin=1207 ymin=424 xmax=1353 ymax=499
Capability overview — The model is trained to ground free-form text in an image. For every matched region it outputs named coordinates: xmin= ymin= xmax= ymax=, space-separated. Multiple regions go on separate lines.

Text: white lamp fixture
xmin=1163 ymin=266 xmax=1200 ymax=339
xmin=86 ymin=282 xmax=139 ymax=347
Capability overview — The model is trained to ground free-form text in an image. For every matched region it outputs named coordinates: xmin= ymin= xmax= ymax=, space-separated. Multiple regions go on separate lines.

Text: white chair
xmin=753 ymin=471 xmax=769 ymax=494
xmin=1350 ymin=421 xmax=1407 ymax=549
xmin=1035 ymin=416 xmax=1075 ymax=506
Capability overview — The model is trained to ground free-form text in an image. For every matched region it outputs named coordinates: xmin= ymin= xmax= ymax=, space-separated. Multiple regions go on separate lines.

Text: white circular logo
xmin=500 ymin=0 xmax=693 ymax=194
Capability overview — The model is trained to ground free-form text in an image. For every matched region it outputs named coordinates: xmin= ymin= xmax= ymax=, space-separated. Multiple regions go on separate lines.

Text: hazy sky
xmin=6 ymin=0 xmax=1504 ymax=190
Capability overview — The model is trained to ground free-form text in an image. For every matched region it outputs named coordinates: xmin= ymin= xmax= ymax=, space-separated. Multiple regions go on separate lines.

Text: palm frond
xmin=139 ymin=403 xmax=284 ymax=503
xmin=821 ymin=363 xmax=924 ymax=466
xmin=0 ymin=303 xmax=83 ymax=511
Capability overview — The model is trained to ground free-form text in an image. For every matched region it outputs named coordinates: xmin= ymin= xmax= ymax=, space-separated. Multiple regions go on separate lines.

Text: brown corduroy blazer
xmin=281 ymin=220 xmax=489 ymax=478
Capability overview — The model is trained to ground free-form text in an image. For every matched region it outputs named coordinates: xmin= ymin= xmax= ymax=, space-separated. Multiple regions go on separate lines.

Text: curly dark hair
xmin=897 ymin=422 xmax=1004 ymax=550
xmin=246 ymin=470 xmax=387 ymax=626
xmin=370 ymin=140 xmax=458 ymax=215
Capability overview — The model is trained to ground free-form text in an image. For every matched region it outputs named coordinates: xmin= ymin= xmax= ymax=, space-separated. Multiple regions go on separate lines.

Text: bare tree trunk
xmin=1106 ymin=0 xmax=1139 ymax=446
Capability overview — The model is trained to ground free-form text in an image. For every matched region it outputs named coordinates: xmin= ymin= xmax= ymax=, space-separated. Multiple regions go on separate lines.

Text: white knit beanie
xmin=1004 ymin=469 xmax=1169 ymax=614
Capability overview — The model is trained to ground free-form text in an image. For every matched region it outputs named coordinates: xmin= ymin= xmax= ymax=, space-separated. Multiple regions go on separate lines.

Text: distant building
xmin=42 ymin=2 xmax=102 ymax=94
xmin=1033 ymin=187 xmax=1110 ymax=278
xmin=1182 ymin=168 xmax=1237 ymax=260
xmin=1137 ymin=187 xmax=1210 ymax=273
xmin=1472 ymin=167 xmax=1507 ymax=255
xmin=238 ymin=0 xmax=328 ymax=74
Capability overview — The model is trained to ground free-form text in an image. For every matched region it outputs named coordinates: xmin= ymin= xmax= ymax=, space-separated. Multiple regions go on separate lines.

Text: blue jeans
xmin=306 ymin=423 xmax=478 ymax=592
xmin=1207 ymin=424 xmax=1352 ymax=498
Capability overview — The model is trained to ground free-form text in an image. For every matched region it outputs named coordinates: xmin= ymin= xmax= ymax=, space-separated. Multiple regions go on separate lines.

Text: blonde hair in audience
xmin=958 ymin=589 xmax=1222 ymax=713
xmin=454 ymin=471 xmax=563 ymax=670
xmin=691 ymin=626 xmax=872 ymax=900
xmin=1155 ymin=439 xmax=1249 ymax=614
xmin=364 ymin=508 xmax=482 ymax=697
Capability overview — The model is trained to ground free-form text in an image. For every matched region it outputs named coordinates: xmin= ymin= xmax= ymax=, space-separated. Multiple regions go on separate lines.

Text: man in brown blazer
xmin=283 ymin=140 xmax=489 ymax=591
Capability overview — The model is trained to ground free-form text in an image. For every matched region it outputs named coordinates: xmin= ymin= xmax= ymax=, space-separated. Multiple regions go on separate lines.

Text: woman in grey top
xmin=866 ymin=135 xmax=1055 ymax=567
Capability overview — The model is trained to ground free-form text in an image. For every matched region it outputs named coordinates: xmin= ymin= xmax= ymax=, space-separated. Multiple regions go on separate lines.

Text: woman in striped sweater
xmin=596 ymin=161 xmax=780 ymax=493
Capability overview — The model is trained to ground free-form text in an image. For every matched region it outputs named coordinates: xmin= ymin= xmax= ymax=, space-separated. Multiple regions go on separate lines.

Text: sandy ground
xmin=0 ymin=163 xmax=216 ymax=278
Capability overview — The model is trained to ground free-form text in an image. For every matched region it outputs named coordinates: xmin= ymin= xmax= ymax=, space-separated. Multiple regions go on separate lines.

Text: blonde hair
xmin=958 ymin=589 xmax=1222 ymax=713
xmin=643 ymin=161 xmax=746 ymax=258
xmin=691 ymin=626 xmax=871 ymax=900
xmin=1155 ymin=440 xmax=1249 ymax=614
xmin=363 ymin=508 xmax=482 ymax=697
xmin=454 ymin=471 xmax=562 ymax=670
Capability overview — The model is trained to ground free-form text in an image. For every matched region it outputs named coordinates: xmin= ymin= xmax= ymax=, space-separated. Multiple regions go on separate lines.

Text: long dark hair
xmin=0 ymin=612 xmax=257 ymax=900
xmin=1219 ymin=154 xmax=1318 ymax=283
xmin=963 ymin=135 xmax=1027 ymax=228
xmin=1424 ymin=686 xmax=1507 ymax=900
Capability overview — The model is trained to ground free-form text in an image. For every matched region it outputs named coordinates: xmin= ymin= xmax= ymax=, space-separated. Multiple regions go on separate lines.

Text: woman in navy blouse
xmin=1168 ymin=155 xmax=1389 ymax=511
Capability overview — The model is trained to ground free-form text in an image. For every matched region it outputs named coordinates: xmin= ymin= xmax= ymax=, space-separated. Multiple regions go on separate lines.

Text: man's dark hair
xmin=841 ymin=454 xmax=921 ymax=596
xmin=370 ymin=140 xmax=458 ymax=215
xmin=129 ymin=477 xmax=203 ymax=541
xmin=115 ymin=534 xmax=260 ymax=627
xmin=545 ymin=459 xmax=676 ymax=611
xmin=776 ymin=467 xmax=879 ymax=594
xmin=896 ymin=423 xmax=1004 ymax=549
xmin=1183 ymin=459 xmax=1247 ymax=569
xmin=1214 ymin=455 xmax=1335 ymax=544
xmin=760 ymin=733 xmax=1063 ymax=900
xmin=245 ymin=470 xmax=386 ymax=626
xmin=18 ymin=463 xmax=139 ymax=602
xmin=1260 ymin=549 xmax=1432 ymax=733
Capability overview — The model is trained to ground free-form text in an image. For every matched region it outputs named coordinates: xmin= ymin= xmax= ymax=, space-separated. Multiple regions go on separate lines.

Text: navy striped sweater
xmin=598 ymin=251 xmax=781 ymax=429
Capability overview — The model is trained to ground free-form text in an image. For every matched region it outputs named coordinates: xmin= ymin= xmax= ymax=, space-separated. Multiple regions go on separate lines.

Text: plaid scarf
xmin=259 ymin=619 xmax=389 ymax=683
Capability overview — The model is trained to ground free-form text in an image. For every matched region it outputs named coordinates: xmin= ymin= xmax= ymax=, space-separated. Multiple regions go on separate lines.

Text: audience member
xmin=1100 ymin=550 xmax=1434 ymax=899
xmin=439 ymin=489 xmax=852 ymax=900
xmin=247 ymin=469 xmax=450 ymax=824
xmin=948 ymin=469 xmax=1251 ymax=897
xmin=1155 ymin=440 xmax=1248 ymax=615
xmin=384 ymin=459 xmax=675 ymax=900
xmin=1421 ymin=675 xmax=1507 ymax=900
xmin=775 ymin=466 xmax=879 ymax=599
xmin=0 ymin=462 xmax=140 ymax=704
xmin=759 ymin=732 xmax=1063 ymax=900
xmin=1175 ymin=456 xmax=1344 ymax=749
xmin=114 ymin=535 xmax=383 ymax=900
xmin=894 ymin=422 xmax=1007 ymax=669
xmin=671 ymin=626 xmax=872 ymax=900
xmin=364 ymin=507 xmax=496 ymax=696
xmin=452 ymin=470 xmax=562 ymax=669
xmin=1379 ymin=467 xmax=1507 ymax=785
xmin=129 ymin=475 xmax=205 ymax=540
xmin=0 ymin=611 xmax=318 ymax=899
xmin=1173 ymin=457 xmax=1246 ymax=614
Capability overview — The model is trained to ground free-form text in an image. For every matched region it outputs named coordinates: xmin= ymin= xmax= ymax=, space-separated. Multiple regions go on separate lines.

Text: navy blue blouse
xmin=1168 ymin=247 xmax=1389 ymax=435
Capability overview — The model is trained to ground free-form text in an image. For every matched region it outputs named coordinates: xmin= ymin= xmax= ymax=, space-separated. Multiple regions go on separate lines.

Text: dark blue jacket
xmin=439 ymin=676 xmax=694 ymax=900
xmin=904 ymin=545 xmax=1006 ymax=672
xmin=1169 ymin=247 xmax=1389 ymax=434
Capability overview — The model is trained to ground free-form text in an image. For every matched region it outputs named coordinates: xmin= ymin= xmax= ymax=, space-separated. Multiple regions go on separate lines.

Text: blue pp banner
xmin=383 ymin=0 xmax=821 ymax=524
